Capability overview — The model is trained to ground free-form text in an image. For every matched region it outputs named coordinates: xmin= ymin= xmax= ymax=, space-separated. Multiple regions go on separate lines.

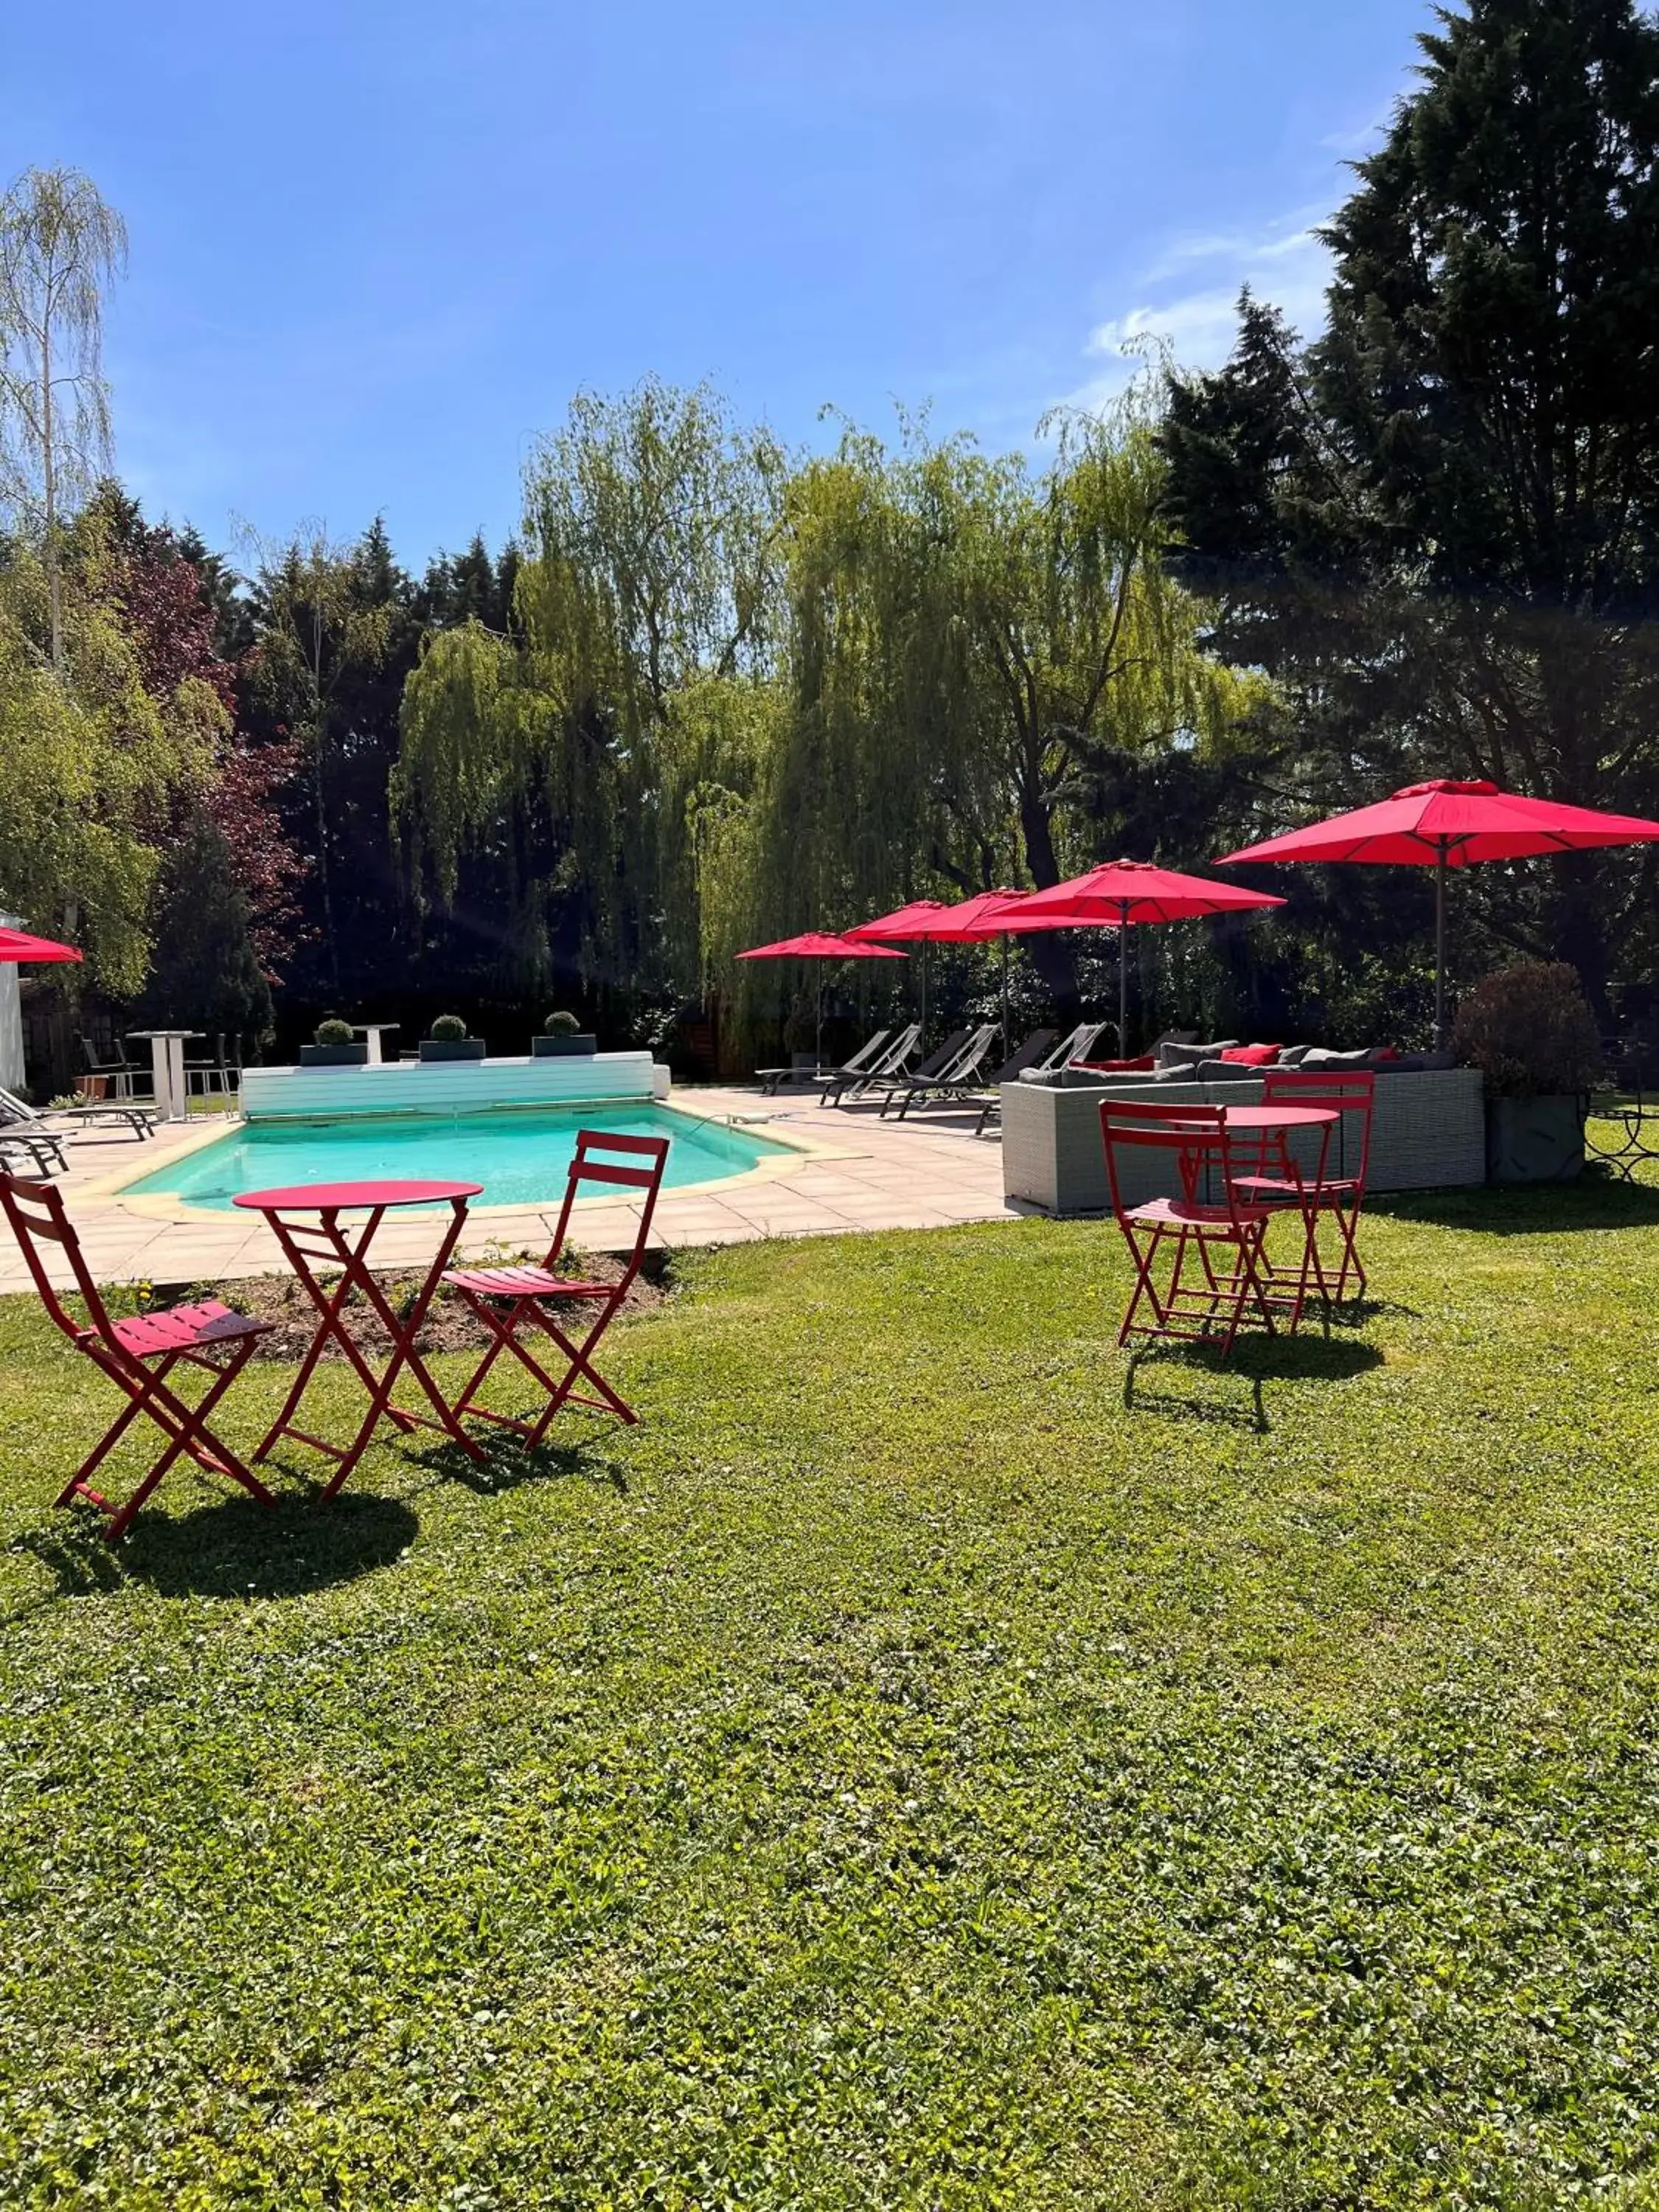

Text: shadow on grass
xmin=414 ymin=1422 xmax=629 ymax=1498
xmin=1124 ymin=1334 xmax=1384 ymax=1434
xmin=3 ymin=1489 xmax=420 ymax=1611
xmin=1372 ymin=1169 xmax=1659 ymax=1238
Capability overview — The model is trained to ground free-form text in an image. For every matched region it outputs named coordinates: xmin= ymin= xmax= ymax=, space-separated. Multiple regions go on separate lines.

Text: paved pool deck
xmin=0 ymin=1085 xmax=1025 ymax=1292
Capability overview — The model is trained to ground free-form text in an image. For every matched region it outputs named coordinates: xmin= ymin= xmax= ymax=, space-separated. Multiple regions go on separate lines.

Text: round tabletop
xmin=233 ymin=1178 xmax=484 ymax=1212
xmin=127 ymin=1028 xmax=204 ymax=1039
xmin=1219 ymin=1105 xmax=1340 ymax=1131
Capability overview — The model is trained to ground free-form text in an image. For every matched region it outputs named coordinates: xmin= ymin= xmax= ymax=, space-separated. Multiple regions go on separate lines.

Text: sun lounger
xmin=867 ymin=1025 xmax=998 ymax=1115
xmin=818 ymin=1021 xmax=925 ymax=1106
xmin=0 ymin=1083 xmax=158 ymax=1144
xmin=0 ymin=1129 xmax=69 ymax=1176
xmin=885 ymin=1029 xmax=1059 ymax=1121
xmin=756 ymin=1028 xmax=890 ymax=1097
xmin=971 ymin=1022 xmax=1109 ymax=1135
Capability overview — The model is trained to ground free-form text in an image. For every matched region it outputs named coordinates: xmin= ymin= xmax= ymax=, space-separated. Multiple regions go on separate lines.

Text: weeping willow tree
xmin=756 ymin=383 xmax=1265 ymax=1010
xmin=394 ymin=379 xmax=788 ymax=1018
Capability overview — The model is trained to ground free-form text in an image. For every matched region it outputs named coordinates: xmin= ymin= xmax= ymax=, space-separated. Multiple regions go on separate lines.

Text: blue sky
xmin=3 ymin=0 xmax=1436 ymax=568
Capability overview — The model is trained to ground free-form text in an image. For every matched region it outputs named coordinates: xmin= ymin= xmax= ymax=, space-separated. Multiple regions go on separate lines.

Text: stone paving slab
xmin=0 ymin=1086 xmax=1020 ymax=1292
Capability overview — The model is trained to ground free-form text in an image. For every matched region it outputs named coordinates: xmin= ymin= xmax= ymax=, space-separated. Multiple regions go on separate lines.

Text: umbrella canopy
xmin=0 ymin=927 xmax=82 ymax=964
xmin=876 ymin=888 xmax=1102 ymax=1051
xmin=1216 ymin=778 xmax=1659 ymax=1040
xmin=737 ymin=932 xmax=906 ymax=1065
xmin=987 ymin=862 xmax=1284 ymax=1050
xmin=842 ymin=900 xmax=952 ymax=942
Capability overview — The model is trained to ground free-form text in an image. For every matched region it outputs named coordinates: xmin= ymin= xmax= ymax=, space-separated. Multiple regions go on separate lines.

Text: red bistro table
xmin=232 ymin=1179 xmax=487 ymax=1494
xmin=1214 ymin=1105 xmax=1340 ymax=1318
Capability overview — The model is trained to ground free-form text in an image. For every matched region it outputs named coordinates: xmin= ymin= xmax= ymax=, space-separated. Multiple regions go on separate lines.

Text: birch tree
xmin=0 ymin=167 xmax=128 ymax=670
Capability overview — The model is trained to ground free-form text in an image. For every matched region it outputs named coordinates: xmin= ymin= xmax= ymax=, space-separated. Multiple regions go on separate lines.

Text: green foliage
xmin=0 ymin=529 xmax=212 ymax=993
xmin=7 ymin=1194 xmax=1659 ymax=2199
xmin=1453 ymin=957 xmax=1605 ymax=1096
xmin=313 ymin=1015 xmax=353 ymax=1046
xmin=428 ymin=1012 xmax=467 ymax=1041
xmin=543 ymin=1009 xmax=580 ymax=1035
xmin=1161 ymin=0 xmax=1659 ymax=1017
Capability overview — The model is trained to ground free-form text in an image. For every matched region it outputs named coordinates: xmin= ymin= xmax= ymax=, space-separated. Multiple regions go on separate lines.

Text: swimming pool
xmin=120 ymin=1104 xmax=792 ymax=1213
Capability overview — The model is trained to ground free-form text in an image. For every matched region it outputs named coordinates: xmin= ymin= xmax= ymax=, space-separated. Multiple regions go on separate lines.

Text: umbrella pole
xmin=922 ymin=940 xmax=928 ymax=1043
xmin=815 ymin=959 xmax=824 ymax=1068
xmin=1119 ymin=911 xmax=1130 ymax=1051
xmin=1001 ymin=934 xmax=1009 ymax=1056
xmin=1434 ymin=848 xmax=1448 ymax=1048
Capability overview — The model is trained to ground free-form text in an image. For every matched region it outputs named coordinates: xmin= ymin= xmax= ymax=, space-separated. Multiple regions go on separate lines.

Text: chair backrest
xmin=936 ymin=1024 xmax=998 ymax=1083
xmin=838 ymin=1028 xmax=891 ymax=1077
xmin=0 ymin=1172 xmax=115 ymax=1345
xmin=1097 ymin=1100 xmax=1255 ymax=1230
xmin=987 ymin=1029 xmax=1059 ymax=1085
xmin=0 ymin=1083 xmax=41 ymax=1130
xmin=543 ymin=1129 xmax=672 ymax=1286
xmin=1048 ymin=1021 xmax=1107 ymax=1069
xmin=1259 ymin=1067 xmax=1376 ymax=1188
xmin=902 ymin=1029 xmax=973 ymax=1084
xmin=866 ymin=1022 xmax=922 ymax=1079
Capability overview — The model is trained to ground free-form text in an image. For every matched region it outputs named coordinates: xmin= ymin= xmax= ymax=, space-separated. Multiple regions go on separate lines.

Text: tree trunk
xmin=1017 ymin=781 xmax=1080 ymax=1024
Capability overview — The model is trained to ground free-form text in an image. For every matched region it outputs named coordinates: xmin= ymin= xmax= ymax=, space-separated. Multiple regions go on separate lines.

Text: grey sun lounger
xmin=817 ymin=1021 xmax=924 ymax=1106
xmin=0 ymin=1083 xmax=159 ymax=1144
xmin=869 ymin=1024 xmax=998 ymax=1116
xmin=0 ymin=1128 xmax=69 ymax=1176
xmin=971 ymin=1021 xmax=1110 ymax=1135
xmin=839 ymin=1028 xmax=974 ymax=1112
xmin=756 ymin=1028 xmax=891 ymax=1098
xmin=886 ymin=1029 xmax=1060 ymax=1121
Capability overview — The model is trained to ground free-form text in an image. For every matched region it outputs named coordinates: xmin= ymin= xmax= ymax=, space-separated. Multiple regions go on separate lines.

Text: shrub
xmin=543 ymin=1010 xmax=582 ymax=1037
xmin=314 ymin=1016 xmax=354 ymax=1047
xmin=429 ymin=1013 xmax=469 ymax=1043
xmin=1451 ymin=960 xmax=1604 ymax=1097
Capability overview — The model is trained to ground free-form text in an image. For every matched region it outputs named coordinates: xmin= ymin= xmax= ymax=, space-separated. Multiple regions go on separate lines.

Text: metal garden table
xmin=232 ymin=1178 xmax=487 ymax=1495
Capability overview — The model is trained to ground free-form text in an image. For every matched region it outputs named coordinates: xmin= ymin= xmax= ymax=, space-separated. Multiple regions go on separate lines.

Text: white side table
xmin=127 ymin=1029 xmax=203 ymax=1121
xmin=352 ymin=1023 xmax=400 ymax=1066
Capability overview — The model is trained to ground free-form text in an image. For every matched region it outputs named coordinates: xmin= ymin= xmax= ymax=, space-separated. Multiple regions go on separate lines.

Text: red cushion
xmin=1075 ymin=1054 xmax=1156 ymax=1072
xmin=1220 ymin=1043 xmax=1281 ymax=1065
xmin=1374 ymin=1046 xmax=1399 ymax=1062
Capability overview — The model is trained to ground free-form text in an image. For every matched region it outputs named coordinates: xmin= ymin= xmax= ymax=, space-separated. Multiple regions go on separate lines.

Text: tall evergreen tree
xmin=1165 ymin=0 xmax=1659 ymax=1015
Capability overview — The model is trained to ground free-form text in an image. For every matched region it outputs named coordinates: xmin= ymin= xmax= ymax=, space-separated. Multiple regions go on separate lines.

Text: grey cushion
xmin=1301 ymin=1047 xmax=1378 ymax=1070
xmin=1157 ymin=1038 xmax=1241 ymax=1069
xmin=1194 ymin=1059 xmax=1265 ymax=1082
xmin=1278 ymin=1044 xmax=1311 ymax=1065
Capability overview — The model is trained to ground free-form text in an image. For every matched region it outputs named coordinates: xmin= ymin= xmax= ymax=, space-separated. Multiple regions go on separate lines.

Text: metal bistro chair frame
xmin=0 ymin=1172 xmax=274 ymax=1542
xmin=1099 ymin=1101 xmax=1290 ymax=1355
xmin=443 ymin=1129 xmax=671 ymax=1444
xmin=1233 ymin=1068 xmax=1374 ymax=1304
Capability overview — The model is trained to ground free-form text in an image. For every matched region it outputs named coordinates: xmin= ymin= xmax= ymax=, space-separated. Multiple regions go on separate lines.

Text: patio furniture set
xmin=0 ymin=1127 xmax=671 ymax=1544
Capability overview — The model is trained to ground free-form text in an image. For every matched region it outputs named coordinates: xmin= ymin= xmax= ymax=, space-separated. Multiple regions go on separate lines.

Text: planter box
xmin=299 ymin=1043 xmax=369 ymax=1067
xmin=532 ymin=1034 xmax=598 ymax=1057
xmin=1486 ymin=1093 xmax=1584 ymax=1184
xmin=418 ymin=1038 xmax=487 ymax=1062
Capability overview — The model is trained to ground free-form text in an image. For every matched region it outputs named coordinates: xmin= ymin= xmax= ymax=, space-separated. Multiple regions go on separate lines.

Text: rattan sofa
xmin=1000 ymin=1064 xmax=1486 ymax=1215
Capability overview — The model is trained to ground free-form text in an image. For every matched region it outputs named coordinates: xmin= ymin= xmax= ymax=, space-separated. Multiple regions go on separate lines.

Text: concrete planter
xmin=531 ymin=1034 xmax=598 ymax=1057
xmin=1486 ymin=1093 xmax=1584 ymax=1183
xmin=417 ymin=1038 xmax=487 ymax=1062
xmin=299 ymin=1043 xmax=369 ymax=1067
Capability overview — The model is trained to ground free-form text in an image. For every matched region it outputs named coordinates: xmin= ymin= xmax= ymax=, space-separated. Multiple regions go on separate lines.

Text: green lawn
xmin=4 ymin=1186 xmax=1659 ymax=2208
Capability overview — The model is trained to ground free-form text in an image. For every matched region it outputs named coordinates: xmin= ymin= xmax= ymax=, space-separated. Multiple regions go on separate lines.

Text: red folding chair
xmin=442 ymin=1129 xmax=669 ymax=1444
xmin=1233 ymin=1069 xmax=1374 ymax=1302
xmin=1098 ymin=1102 xmax=1288 ymax=1354
xmin=0 ymin=1172 xmax=275 ymax=1542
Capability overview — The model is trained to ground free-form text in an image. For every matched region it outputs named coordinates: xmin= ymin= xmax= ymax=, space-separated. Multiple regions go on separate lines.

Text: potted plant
xmin=532 ymin=1009 xmax=597 ymax=1057
xmin=299 ymin=1016 xmax=369 ymax=1068
xmin=1452 ymin=959 xmax=1603 ymax=1183
xmin=418 ymin=1013 xmax=487 ymax=1063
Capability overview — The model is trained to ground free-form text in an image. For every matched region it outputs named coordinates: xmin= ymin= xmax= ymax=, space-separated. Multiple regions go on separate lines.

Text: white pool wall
xmin=240 ymin=1051 xmax=669 ymax=1121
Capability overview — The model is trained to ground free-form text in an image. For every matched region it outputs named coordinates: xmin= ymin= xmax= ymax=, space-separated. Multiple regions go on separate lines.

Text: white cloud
xmin=1063 ymin=214 xmax=1335 ymax=414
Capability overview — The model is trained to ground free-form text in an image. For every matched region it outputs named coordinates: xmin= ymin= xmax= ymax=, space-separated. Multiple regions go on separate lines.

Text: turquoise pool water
xmin=121 ymin=1105 xmax=789 ymax=1213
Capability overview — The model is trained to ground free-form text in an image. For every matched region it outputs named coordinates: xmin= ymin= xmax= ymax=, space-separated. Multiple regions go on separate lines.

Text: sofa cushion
xmin=1157 ymin=1038 xmax=1240 ymax=1069
xmin=1075 ymin=1054 xmax=1156 ymax=1073
xmin=1277 ymin=1045 xmax=1311 ymax=1065
xmin=1301 ymin=1047 xmax=1378 ymax=1069
xmin=1219 ymin=1043 xmax=1281 ymax=1065
xmin=1194 ymin=1060 xmax=1265 ymax=1082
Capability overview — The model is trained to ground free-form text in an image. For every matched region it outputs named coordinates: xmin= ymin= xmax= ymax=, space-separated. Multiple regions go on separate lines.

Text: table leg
xmin=165 ymin=1037 xmax=188 ymax=1121
xmin=146 ymin=1037 xmax=175 ymax=1120
xmin=364 ymin=1032 xmax=383 ymax=1065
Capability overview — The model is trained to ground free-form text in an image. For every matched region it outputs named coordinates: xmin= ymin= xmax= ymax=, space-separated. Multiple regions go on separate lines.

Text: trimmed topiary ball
xmin=429 ymin=1013 xmax=469 ymax=1043
xmin=314 ymin=1016 xmax=354 ymax=1047
xmin=543 ymin=1010 xmax=581 ymax=1037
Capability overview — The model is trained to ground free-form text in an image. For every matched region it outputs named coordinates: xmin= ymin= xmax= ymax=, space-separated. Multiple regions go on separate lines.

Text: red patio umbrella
xmin=737 ymin=930 xmax=906 ymax=1064
xmin=1215 ymin=778 xmax=1659 ymax=1043
xmin=988 ymin=861 xmax=1285 ymax=1051
xmin=844 ymin=900 xmax=952 ymax=1036
xmin=868 ymin=888 xmax=1105 ymax=1053
xmin=0 ymin=927 xmax=82 ymax=964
